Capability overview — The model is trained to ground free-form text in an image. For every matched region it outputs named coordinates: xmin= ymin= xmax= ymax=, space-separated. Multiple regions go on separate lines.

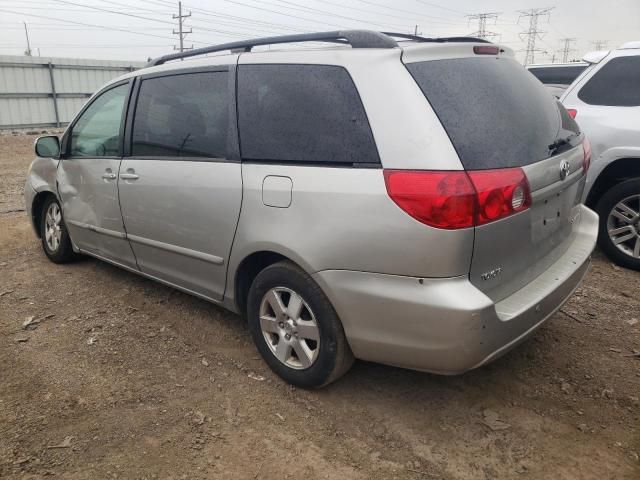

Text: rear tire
xmin=595 ymin=178 xmax=640 ymax=271
xmin=40 ymin=196 xmax=77 ymax=264
xmin=247 ymin=261 xmax=354 ymax=388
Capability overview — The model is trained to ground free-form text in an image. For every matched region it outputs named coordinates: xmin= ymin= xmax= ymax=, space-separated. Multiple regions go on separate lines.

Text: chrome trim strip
xmin=66 ymin=220 xmax=126 ymax=239
xmin=127 ymin=233 xmax=225 ymax=265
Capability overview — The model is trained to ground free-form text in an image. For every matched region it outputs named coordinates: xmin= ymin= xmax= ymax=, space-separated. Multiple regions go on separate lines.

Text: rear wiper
xmin=548 ymin=133 xmax=578 ymax=155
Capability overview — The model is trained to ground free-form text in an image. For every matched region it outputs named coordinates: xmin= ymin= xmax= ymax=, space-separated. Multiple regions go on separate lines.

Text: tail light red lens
xmin=467 ymin=169 xmax=532 ymax=225
xmin=384 ymin=168 xmax=531 ymax=230
xmin=582 ymin=136 xmax=592 ymax=174
xmin=473 ymin=45 xmax=500 ymax=55
xmin=567 ymin=108 xmax=578 ymax=119
xmin=383 ymin=170 xmax=476 ymax=229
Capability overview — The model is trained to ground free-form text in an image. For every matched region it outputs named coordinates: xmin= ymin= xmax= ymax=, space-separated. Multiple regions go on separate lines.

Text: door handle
xmin=120 ymin=173 xmax=139 ymax=180
xmin=101 ymin=173 xmax=117 ymax=180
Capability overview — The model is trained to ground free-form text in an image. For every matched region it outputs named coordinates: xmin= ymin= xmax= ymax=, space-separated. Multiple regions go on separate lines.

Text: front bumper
xmin=24 ymin=180 xmax=38 ymax=235
xmin=313 ymin=205 xmax=598 ymax=374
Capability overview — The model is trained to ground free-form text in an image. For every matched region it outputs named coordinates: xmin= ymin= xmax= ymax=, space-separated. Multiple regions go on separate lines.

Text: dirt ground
xmin=0 ymin=132 xmax=638 ymax=480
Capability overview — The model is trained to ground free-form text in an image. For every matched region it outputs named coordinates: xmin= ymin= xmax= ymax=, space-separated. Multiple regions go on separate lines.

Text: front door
xmin=118 ymin=68 xmax=241 ymax=301
xmin=57 ymin=81 xmax=137 ymax=269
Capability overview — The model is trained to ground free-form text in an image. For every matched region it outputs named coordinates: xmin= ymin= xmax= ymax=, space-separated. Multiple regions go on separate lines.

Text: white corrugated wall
xmin=0 ymin=55 xmax=146 ymax=129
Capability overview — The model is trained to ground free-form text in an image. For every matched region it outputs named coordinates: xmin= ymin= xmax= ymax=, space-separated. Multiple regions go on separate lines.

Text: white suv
xmin=561 ymin=42 xmax=640 ymax=270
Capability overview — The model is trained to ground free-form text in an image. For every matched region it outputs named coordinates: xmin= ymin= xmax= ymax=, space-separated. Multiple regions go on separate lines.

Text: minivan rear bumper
xmin=313 ymin=205 xmax=598 ymax=374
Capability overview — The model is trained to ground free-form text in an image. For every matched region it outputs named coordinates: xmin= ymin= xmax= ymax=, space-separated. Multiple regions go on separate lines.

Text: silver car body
xmin=25 ymin=38 xmax=598 ymax=374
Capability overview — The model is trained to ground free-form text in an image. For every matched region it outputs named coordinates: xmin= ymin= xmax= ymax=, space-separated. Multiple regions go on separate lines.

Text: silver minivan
xmin=25 ymin=31 xmax=598 ymax=387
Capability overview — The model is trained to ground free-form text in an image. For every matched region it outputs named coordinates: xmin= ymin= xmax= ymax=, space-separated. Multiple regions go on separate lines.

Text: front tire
xmin=247 ymin=261 xmax=354 ymax=388
xmin=40 ymin=196 xmax=76 ymax=264
xmin=596 ymin=178 xmax=640 ymax=271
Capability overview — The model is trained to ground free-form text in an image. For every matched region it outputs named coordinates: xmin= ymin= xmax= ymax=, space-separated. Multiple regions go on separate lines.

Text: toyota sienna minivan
xmin=26 ymin=31 xmax=598 ymax=387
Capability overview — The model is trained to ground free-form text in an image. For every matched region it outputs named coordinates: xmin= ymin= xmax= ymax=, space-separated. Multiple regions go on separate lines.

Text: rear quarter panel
xmin=228 ymin=164 xmax=474 ymax=293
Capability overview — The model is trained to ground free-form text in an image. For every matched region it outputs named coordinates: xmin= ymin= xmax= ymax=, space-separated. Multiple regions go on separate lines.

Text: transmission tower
xmin=518 ymin=7 xmax=554 ymax=65
xmin=591 ymin=40 xmax=608 ymax=51
xmin=558 ymin=37 xmax=577 ymax=63
xmin=466 ymin=12 xmax=501 ymax=40
xmin=173 ymin=1 xmax=193 ymax=53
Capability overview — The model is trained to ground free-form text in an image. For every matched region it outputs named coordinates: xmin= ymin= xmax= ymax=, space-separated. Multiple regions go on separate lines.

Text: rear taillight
xmin=582 ymin=136 xmax=592 ymax=174
xmin=567 ymin=108 xmax=578 ymax=119
xmin=467 ymin=169 xmax=532 ymax=225
xmin=384 ymin=168 xmax=531 ymax=230
xmin=383 ymin=170 xmax=476 ymax=229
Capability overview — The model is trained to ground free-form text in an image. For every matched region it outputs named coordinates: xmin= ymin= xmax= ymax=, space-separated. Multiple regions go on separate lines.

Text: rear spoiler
xmin=582 ymin=50 xmax=610 ymax=64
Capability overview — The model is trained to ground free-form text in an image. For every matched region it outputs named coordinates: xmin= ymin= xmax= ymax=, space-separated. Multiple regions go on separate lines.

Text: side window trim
xmin=123 ymin=65 xmax=237 ymax=162
xmin=61 ymin=79 xmax=132 ymax=159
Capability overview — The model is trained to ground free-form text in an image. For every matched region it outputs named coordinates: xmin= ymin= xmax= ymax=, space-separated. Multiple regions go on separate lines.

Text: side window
xmin=578 ymin=56 xmax=640 ymax=106
xmin=69 ymin=83 xmax=128 ymax=157
xmin=528 ymin=65 xmax=587 ymax=85
xmin=131 ymin=71 xmax=228 ymax=158
xmin=237 ymin=64 xmax=379 ymax=165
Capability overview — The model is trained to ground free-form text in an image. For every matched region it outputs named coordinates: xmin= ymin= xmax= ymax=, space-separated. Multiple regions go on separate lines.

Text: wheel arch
xmin=586 ymin=157 xmax=640 ymax=209
xmin=31 ymin=190 xmax=58 ymax=238
xmin=232 ymin=250 xmax=311 ymax=317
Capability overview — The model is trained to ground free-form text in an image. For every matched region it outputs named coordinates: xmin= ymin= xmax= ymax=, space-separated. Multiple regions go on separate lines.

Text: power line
xmin=139 ymin=0 xmax=309 ymax=33
xmin=518 ymin=7 xmax=554 ymax=65
xmin=466 ymin=12 xmax=501 ymax=40
xmin=0 ymin=7 xmax=193 ymax=43
xmin=591 ymin=40 xmax=608 ymax=51
xmin=267 ymin=0 xmax=405 ymax=29
xmin=353 ymin=0 xmax=468 ymax=25
xmin=413 ymin=0 xmax=467 ymax=16
xmin=173 ymin=1 xmax=192 ymax=53
xmin=558 ymin=37 xmax=577 ymax=63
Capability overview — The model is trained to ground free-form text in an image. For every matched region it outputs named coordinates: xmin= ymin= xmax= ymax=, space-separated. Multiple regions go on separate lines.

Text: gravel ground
xmin=1 ymin=132 xmax=639 ymax=480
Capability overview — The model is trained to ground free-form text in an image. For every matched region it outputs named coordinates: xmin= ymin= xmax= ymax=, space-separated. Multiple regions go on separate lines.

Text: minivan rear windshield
xmin=406 ymin=57 xmax=568 ymax=170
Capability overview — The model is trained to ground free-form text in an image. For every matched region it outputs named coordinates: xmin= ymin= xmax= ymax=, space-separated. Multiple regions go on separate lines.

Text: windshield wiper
xmin=548 ymin=133 xmax=578 ymax=155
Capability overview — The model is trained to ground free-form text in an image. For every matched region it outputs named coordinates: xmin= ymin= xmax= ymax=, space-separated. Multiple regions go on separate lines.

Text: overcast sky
xmin=1 ymin=0 xmax=638 ymax=64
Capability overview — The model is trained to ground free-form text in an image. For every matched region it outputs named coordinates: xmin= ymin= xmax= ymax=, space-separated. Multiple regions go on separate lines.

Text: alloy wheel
xmin=607 ymin=194 xmax=640 ymax=259
xmin=259 ymin=287 xmax=320 ymax=369
xmin=44 ymin=202 xmax=62 ymax=252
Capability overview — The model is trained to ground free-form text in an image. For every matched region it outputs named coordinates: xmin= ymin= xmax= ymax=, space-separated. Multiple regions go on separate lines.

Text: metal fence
xmin=0 ymin=55 xmax=146 ymax=130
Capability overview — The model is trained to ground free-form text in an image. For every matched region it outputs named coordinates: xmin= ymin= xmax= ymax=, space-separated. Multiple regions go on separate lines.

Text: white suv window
xmin=578 ymin=56 xmax=640 ymax=107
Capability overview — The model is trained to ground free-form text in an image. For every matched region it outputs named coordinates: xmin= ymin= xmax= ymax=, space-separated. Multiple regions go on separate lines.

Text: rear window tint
xmin=132 ymin=71 xmax=228 ymax=158
xmin=578 ymin=56 xmax=640 ymax=106
xmin=406 ymin=57 xmax=562 ymax=170
xmin=237 ymin=64 xmax=379 ymax=165
xmin=528 ymin=65 xmax=587 ymax=85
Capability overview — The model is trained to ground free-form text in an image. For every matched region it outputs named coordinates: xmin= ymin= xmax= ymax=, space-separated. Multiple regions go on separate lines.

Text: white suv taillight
xmin=384 ymin=168 xmax=532 ymax=230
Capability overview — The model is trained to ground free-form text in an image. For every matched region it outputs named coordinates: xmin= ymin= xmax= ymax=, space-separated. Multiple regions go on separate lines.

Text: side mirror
xmin=34 ymin=135 xmax=61 ymax=158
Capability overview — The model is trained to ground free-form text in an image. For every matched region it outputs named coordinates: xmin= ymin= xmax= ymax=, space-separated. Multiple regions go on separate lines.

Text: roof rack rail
xmin=148 ymin=30 xmax=398 ymax=66
xmin=382 ymin=32 xmax=492 ymax=44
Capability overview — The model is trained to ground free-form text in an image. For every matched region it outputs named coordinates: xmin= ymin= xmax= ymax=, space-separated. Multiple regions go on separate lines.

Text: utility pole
xmin=23 ymin=21 xmax=32 ymax=56
xmin=558 ymin=37 xmax=577 ymax=63
xmin=413 ymin=25 xmax=421 ymax=36
xmin=518 ymin=7 xmax=554 ymax=65
xmin=173 ymin=1 xmax=193 ymax=53
xmin=466 ymin=12 xmax=501 ymax=40
xmin=591 ymin=40 xmax=608 ymax=51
